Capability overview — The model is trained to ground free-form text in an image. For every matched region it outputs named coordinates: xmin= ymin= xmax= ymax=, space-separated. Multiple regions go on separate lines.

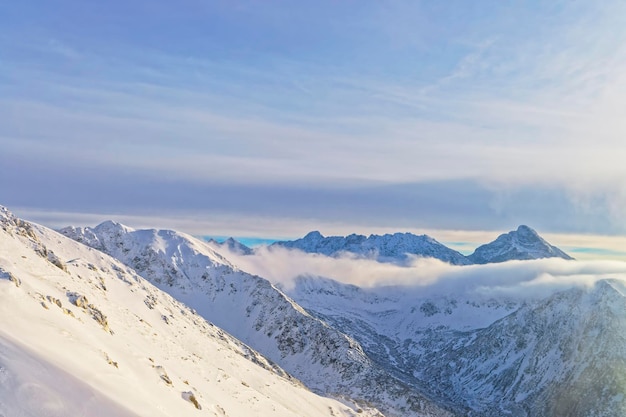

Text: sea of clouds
xmin=211 ymin=244 xmax=626 ymax=300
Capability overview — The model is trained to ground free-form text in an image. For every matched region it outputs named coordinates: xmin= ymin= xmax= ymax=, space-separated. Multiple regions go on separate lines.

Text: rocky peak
xmin=303 ymin=230 xmax=324 ymax=240
xmin=468 ymin=225 xmax=573 ymax=264
xmin=0 ymin=206 xmax=13 ymax=223
xmin=222 ymin=237 xmax=253 ymax=255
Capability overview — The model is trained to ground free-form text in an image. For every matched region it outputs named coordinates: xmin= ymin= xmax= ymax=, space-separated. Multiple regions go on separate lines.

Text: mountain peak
xmin=303 ymin=230 xmax=324 ymax=240
xmin=221 ymin=237 xmax=253 ymax=255
xmin=468 ymin=225 xmax=573 ymax=264
xmin=516 ymin=224 xmax=536 ymax=234
xmin=94 ymin=220 xmax=135 ymax=234
xmin=0 ymin=205 xmax=13 ymax=222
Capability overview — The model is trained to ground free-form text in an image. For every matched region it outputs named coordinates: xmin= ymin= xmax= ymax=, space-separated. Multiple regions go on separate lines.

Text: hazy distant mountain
xmin=270 ymin=226 xmax=572 ymax=266
xmin=271 ymin=231 xmax=471 ymax=265
xmin=207 ymin=237 xmax=253 ymax=255
xmin=468 ymin=225 xmax=574 ymax=264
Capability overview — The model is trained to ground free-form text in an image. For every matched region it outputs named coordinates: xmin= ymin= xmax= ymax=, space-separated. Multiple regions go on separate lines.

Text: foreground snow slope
xmin=60 ymin=221 xmax=453 ymax=417
xmin=0 ymin=206 xmax=375 ymax=417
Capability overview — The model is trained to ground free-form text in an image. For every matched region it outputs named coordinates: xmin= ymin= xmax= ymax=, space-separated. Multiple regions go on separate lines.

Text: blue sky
xmin=3 ymin=1 xmax=626 ymax=252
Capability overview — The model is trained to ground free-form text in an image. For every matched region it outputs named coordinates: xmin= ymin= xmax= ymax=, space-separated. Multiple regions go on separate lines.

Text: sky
xmin=3 ymin=1 xmax=626 ymax=257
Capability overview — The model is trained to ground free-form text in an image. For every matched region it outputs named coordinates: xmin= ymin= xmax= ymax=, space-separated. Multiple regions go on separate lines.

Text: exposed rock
xmin=182 ymin=391 xmax=202 ymax=409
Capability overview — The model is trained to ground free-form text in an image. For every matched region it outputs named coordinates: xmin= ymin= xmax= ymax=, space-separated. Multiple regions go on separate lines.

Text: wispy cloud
xmin=4 ymin=1 xmax=626 ymax=235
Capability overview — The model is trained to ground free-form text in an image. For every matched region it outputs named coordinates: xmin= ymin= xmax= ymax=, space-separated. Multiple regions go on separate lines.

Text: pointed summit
xmin=94 ymin=220 xmax=135 ymax=234
xmin=468 ymin=225 xmax=573 ymax=264
xmin=303 ymin=230 xmax=324 ymax=240
xmin=221 ymin=237 xmax=253 ymax=255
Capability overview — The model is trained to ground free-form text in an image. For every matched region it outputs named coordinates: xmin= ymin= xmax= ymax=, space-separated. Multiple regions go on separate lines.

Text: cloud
xmin=214 ymin=244 xmax=626 ymax=300
xmin=5 ymin=1 xmax=626 ymax=235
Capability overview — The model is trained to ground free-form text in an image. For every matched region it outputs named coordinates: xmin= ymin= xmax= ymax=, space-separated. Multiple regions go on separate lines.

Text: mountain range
xmin=261 ymin=225 xmax=573 ymax=265
xmin=59 ymin=220 xmax=451 ymax=417
xmin=4 ymin=204 xmax=623 ymax=417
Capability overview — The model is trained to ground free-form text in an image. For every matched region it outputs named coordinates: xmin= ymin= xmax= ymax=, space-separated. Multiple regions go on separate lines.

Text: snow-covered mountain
xmin=272 ymin=227 xmax=572 ymax=266
xmin=414 ymin=279 xmax=626 ymax=416
xmin=0 ymin=206 xmax=374 ymax=417
xmin=55 ymin=214 xmax=607 ymax=416
xmin=468 ymin=225 xmax=574 ymax=264
xmin=285 ymin=274 xmax=626 ymax=416
xmin=60 ymin=221 xmax=452 ymax=417
xmin=271 ymin=231 xmax=471 ymax=265
xmin=208 ymin=237 xmax=253 ymax=255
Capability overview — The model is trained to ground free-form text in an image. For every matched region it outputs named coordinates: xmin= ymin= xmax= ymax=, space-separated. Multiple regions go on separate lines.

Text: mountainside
xmin=0 ymin=207 xmax=372 ymax=417
xmin=414 ymin=280 xmax=626 ymax=416
xmin=468 ymin=225 xmax=574 ymax=264
xmin=271 ymin=231 xmax=471 ymax=265
xmin=60 ymin=221 xmax=453 ymax=417
xmin=285 ymin=274 xmax=626 ymax=416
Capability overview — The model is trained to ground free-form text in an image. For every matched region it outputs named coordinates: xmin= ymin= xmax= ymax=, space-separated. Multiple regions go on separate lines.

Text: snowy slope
xmin=60 ymin=221 xmax=453 ymax=417
xmin=0 ymin=206 xmax=379 ymax=417
xmin=414 ymin=280 xmax=626 ymax=416
xmin=271 ymin=231 xmax=470 ymax=265
xmin=285 ymin=275 xmax=519 ymax=411
xmin=285 ymin=274 xmax=626 ymax=416
xmin=468 ymin=225 xmax=573 ymax=264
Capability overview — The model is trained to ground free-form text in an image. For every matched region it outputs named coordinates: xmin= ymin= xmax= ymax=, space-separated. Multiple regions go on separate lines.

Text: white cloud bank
xmin=216 ymin=245 xmax=626 ymax=300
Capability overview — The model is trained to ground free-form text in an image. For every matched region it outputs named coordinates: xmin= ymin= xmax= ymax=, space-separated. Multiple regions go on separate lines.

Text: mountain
xmin=60 ymin=221 xmax=453 ymax=417
xmin=285 ymin=274 xmax=626 ymax=416
xmin=0 ymin=206 xmax=374 ymax=417
xmin=468 ymin=225 xmax=574 ymax=264
xmin=207 ymin=237 xmax=253 ymax=255
xmin=56 ymin=215 xmax=597 ymax=416
xmin=270 ymin=226 xmax=572 ymax=265
xmin=271 ymin=231 xmax=471 ymax=265
xmin=413 ymin=279 xmax=626 ymax=416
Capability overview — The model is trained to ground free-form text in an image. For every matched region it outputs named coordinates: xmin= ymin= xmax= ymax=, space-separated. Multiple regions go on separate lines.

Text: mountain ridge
xmin=268 ymin=226 xmax=572 ymax=265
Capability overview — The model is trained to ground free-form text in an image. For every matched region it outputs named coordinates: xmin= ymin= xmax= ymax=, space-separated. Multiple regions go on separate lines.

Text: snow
xmin=59 ymin=221 xmax=453 ymax=417
xmin=37 ymin=207 xmax=626 ymax=416
xmin=0 ymin=207 xmax=375 ymax=417
xmin=0 ymin=333 xmax=139 ymax=417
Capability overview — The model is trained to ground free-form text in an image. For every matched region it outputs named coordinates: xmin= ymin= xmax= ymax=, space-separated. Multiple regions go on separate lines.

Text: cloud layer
xmin=215 ymin=245 xmax=626 ymax=300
